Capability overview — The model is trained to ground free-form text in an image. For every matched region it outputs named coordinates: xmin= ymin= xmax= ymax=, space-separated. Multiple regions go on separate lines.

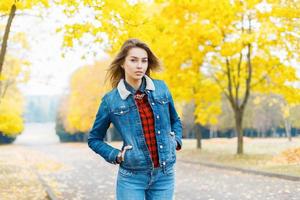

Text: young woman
xmin=88 ymin=38 xmax=182 ymax=200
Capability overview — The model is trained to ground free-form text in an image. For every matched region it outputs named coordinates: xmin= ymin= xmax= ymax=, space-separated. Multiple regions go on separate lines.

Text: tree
xmin=0 ymin=55 xmax=28 ymax=137
xmin=0 ymin=25 xmax=30 ymax=138
xmin=59 ymin=0 xmax=300 ymax=154
xmin=0 ymin=0 xmax=49 ymax=94
xmin=61 ymin=60 xmax=110 ymax=133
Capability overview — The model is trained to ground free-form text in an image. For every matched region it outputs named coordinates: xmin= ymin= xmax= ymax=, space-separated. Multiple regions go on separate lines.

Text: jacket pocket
xmin=111 ymin=106 xmax=130 ymax=125
xmin=154 ymin=97 xmax=169 ymax=106
xmin=112 ymin=107 xmax=130 ymax=115
xmin=121 ymin=145 xmax=144 ymax=168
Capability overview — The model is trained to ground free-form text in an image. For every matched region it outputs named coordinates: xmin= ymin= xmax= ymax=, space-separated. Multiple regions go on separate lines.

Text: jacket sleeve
xmin=88 ymin=96 xmax=120 ymax=164
xmin=163 ymin=81 xmax=183 ymax=150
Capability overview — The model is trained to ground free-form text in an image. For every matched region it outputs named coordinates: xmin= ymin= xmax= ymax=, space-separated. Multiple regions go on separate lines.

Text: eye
xmin=130 ymin=59 xmax=137 ymax=62
xmin=142 ymin=60 xmax=148 ymax=63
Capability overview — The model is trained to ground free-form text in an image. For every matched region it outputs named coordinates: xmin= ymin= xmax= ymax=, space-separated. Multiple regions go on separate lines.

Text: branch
xmin=226 ymin=57 xmax=235 ymax=104
xmin=0 ymin=4 xmax=16 ymax=76
xmin=1 ymin=79 xmax=14 ymax=99
xmin=240 ymin=14 xmax=253 ymax=111
xmin=235 ymin=52 xmax=243 ymax=104
xmin=211 ymin=73 xmax=234 ymax=106
xmin=251 ymin=64 xmax=278 ymax=88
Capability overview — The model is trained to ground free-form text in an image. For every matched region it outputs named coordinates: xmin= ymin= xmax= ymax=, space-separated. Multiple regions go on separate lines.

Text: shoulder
xmin=101 ymin=88 xmax=119 ymax=103
xmin=151 ymin=78 xmax=170 ymax=93
xmin=151 ymin=78 xmax=168 ymax=89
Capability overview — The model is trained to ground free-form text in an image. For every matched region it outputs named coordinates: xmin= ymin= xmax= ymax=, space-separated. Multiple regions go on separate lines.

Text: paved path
xmin=19 ymin=143 xmax=299 ymax=200
xmin=14 ymin=123 xmax=300 ymax=200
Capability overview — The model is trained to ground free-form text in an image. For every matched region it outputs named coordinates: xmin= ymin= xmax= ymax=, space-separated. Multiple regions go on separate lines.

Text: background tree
xmin=0 ymin=0 xmax=49 ymax=95
xmin=59 ymin=0 xmax=300 ymax=154
xmin=0 ymin=54 xmax=29 ymax=139
xmin=60 ymin=60 xmax=110 ymax=134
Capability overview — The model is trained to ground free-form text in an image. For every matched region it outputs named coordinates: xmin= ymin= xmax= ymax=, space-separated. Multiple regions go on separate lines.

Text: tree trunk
xmin=235 ymin=109 xmax=244 ymax=154
xmin=284 ymin=119 xmax=292 ymax=142
xmin=271 ymin=127 xmax=276 ymax=137
xmin=209 ymin=127 xmax=214 ymax=138
xmin=195 ymin=124 xmax=202 ymax=149
xmin=0 ymin=4 xmax=16 ymax=103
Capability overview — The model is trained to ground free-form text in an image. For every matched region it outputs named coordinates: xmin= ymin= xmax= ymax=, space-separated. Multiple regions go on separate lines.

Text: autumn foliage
xmin=273 ymin=147 xmax=300 ymax=164
xmin=58 ymin=0 xmax=300 ymax=154
xmin=59 ymin=60 xmax=110 ymax=133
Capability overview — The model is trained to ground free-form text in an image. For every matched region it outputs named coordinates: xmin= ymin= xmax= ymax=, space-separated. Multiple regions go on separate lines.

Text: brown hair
xmin=106 ymin=38 xmax=161 ymax=88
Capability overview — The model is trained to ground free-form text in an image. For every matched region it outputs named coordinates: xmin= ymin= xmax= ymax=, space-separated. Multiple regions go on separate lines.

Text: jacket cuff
xmin=108 ymin=148 xmax=121 ymax=164
xmin=175 ymin=137 xmax=182 ymax=151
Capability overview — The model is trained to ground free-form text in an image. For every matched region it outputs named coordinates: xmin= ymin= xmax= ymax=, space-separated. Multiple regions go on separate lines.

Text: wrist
xmin=116 ymin=151 xmax=122 ymax=164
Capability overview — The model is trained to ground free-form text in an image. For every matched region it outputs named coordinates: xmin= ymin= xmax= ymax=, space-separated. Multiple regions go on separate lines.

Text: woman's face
xmin=122 ymin=47 xmax=148 ymax=82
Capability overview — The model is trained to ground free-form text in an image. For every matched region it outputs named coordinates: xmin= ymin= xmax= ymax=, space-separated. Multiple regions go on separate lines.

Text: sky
xmin=10 ymin=4 xmax=106 ymax=96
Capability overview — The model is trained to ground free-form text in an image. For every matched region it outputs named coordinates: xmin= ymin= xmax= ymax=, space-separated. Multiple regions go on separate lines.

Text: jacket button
xmin=157 ymin=130 xmax=160 ymax=134
xmin=162 ymin=162 xmax=166 ymax=165
xmin=152 ymin=102 xmax=155 ymax=105
xmin=157 ymin=115 xmax=159 ymax=119
xmin=160 ymin=145 xmax=163 ymax=149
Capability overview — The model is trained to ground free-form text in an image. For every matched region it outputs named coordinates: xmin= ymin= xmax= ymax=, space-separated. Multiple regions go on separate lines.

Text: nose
xmin=137 ymin=61 xmax=143 ymax=69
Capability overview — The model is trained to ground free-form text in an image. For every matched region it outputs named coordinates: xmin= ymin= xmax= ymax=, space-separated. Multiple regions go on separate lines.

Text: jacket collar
xmin=117 ymin=75 xmax=155 ymax=100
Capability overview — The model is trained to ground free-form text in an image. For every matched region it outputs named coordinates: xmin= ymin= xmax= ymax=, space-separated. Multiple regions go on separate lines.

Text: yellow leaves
xmin=220 ymin=41 xmax=243 ymax=57
xmin=0 ymin=0 xmax=14 ymax=13
xmin=11 ymin=32 xmax=30 ymax=50
xmin=281 ymin=105 xmax=290 ymax=119
xmin=61 ymin=60 xmax=111 ymax=133
xmin=62 ymin=23 xmax=95 ymax=47
xmin=253 ymin=96 xmax=261 ymax=105
xmin=15 ymin=0 xmax=49 ymax=9
xmin=194 ymin=80 xmax=222 ymax=125
xmin=58 ymin=0 xmax=300 ymax=131
xmin=0 ymin=91 xmax=24 ymax=136
xmin=273 ymin=147 xmax=300 ymax=164
xmin=0 ymin=55 xmax=28 ymax=136
xmin=0 ymin=113 xmax=24 ymax=135
xmin=2 ymin=55 xmax=31 ymax=84
xmin=0 ymin=0 xmax=49 ymax=13
xmin=240 ymin=33 xmax=256 ymax=44
xmin=0 ymin=74 xmax=7 ymax=81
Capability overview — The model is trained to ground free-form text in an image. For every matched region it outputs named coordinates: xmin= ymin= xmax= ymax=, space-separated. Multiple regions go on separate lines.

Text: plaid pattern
xmin=134 ymin=90 xmax=160 ymax=168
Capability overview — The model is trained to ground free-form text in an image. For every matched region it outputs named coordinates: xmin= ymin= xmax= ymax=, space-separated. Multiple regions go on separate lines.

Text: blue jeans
xmin=116 ymin=166 xmax=175 ymax=200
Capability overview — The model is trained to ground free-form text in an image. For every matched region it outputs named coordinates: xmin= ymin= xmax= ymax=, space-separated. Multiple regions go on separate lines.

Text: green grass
xmin=177 ymin=137 xmax=300 ymax=177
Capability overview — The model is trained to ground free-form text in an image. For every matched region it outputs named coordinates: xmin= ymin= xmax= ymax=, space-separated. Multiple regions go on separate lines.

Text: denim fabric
xmin=116 ymin=166 xmax=175 ymax=200
xmin=88 ymin=75 xmax=183 ymax=171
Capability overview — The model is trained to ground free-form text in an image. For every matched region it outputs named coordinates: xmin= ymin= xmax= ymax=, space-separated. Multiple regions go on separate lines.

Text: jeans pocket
xmin=165 ymin=166 xmax=175 ymax=176
xmin=118 ymin=167 xmax=134 ymax=178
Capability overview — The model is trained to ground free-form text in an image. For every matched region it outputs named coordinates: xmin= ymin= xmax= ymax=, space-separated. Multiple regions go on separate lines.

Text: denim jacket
xmin=88 ymin=75 xmax=182 ymax=171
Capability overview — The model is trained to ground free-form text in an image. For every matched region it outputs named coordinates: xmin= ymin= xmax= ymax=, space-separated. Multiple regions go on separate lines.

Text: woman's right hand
xmin=116 ymin=145 xmax=133 ymax=164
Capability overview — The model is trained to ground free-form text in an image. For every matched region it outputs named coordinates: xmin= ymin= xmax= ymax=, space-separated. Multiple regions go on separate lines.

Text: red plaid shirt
xmin=134 ymin=90 xmax=160 ymax=168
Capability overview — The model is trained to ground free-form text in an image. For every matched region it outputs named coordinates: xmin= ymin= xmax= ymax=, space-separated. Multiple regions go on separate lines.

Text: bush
xmin=0 ymin=132 xmax=16 ymax=144
xmin=55 ymin=112 xmax=88 ymax=142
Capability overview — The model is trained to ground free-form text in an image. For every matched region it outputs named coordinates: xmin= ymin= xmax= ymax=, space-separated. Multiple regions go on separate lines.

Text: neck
xmin=125 ymin=77 xmax=142 ymax=90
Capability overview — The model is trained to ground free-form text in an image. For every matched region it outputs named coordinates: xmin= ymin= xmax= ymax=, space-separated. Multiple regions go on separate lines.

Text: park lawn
xmin=177 ymin=137 xmax=300 ymax=177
